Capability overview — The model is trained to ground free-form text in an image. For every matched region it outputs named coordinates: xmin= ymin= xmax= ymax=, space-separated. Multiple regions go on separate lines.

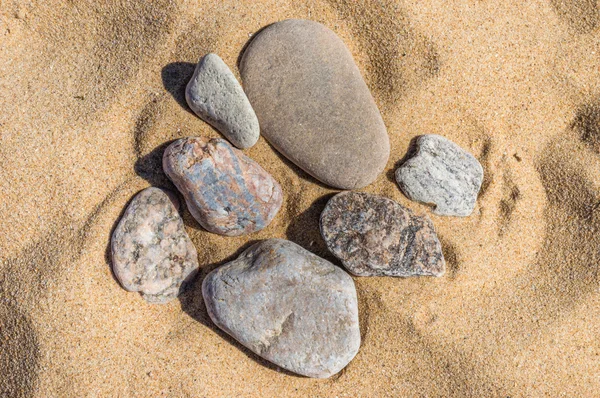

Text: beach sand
xmin=1 ymin=0 xmax=599 ymax=396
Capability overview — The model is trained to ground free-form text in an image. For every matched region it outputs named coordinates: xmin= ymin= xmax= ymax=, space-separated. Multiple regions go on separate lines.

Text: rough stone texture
xmin=320 ymin=191 xmax=445 ymax=277
xmin=111 ymin=187 xmax=199 ymax=303
xmin=202 ymin=239 xmax=360 ymax=378
xmin=395 ymin=134 xmax=484 ymax=216
xmin=240 ymin=19 xmax=390 ymax=189
xmin=163 ymin=137 xmax=283 ymax=236
xmin=186 ymin=53 xmax=260 ymax=149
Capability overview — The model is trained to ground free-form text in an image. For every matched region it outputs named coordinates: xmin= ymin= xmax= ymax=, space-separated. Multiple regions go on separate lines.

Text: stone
xmin=202 ymin=239 xmax=360 ymax=378
xmin=111 ymin=187 xmax=199 ymax=304
xmin=163 ymin=137 xmax=283 ymax=236
xmin=320 ymin=191 xmax=445 ymax=277
xmin=239 ymin=19 xmax=390 ymax=189
xmin=186 ymin=53 xmax=260 ymax=149
xmin=395 ymin=134 xmax=484 ymax=216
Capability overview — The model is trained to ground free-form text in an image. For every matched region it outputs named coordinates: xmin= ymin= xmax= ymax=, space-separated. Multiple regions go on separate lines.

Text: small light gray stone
xmin=186 ymin=53 xmax=260 ymax=149
xmin=163 ymin=137 xmax=283 ymax=236
xmin=111 ymin=187 xmax=199 ymax=304
xmin=395 ymin=134 xmax=484 ymax=216
xmin=240 ymin=19 xmax=390 ymax=189
xmin=202 ymin=239 xmax=360 ymax=378
xmin=320 ymin=191 xmax=445 ymax=277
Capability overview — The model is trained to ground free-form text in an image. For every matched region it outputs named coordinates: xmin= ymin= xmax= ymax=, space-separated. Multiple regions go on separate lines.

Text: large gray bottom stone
xmin=111 ymin=187 xmax=199 ymax=303
xmin=395 ymin=134 xmax=484 ymax=216
xmin=202 ymin=239 xmax=361 ymax=378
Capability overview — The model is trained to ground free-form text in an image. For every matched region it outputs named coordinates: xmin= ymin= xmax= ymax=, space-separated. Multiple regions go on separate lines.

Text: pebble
xmin=162 ymin=137 xmax=283 ymax=236
xmin=186 ymin=53 xmax=260 ymax=149
xmin=202 ymin=239 xmax=361 ymax=378
xmin=111 ymin=187 xmax=199 ymax=304
xmin=320 ymin=191 xmax=445 ymax=277
xmin=395 ymin=134 xmax=484 ymax=216
xmin=240 ymin=19 xmax=390 ymax=189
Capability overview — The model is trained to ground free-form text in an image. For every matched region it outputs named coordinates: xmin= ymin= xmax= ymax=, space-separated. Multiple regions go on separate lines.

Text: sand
xmin=1 ymin=0 xmax=599 ymax=396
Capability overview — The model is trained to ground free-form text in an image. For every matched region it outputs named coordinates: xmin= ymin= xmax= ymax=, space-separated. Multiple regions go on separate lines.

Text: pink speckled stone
xmin=163 ymin=137 xmax=283 ymax=236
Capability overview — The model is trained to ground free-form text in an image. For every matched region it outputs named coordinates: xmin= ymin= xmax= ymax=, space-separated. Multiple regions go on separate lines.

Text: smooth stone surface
xmin=240 ymin=19 xmax=390 ymax=189
xmin=395 ymin=134 xmax=484 ymax=216
xmin=111 ymin=187 xmax=199 ymax=303
xmin=202 ymin=239 xmax=360 ymax=378
xmin=163 ymin=137 xmax=283 ymax=236
xmin=320 ymin=191 xmax=445 ymax=277
xmin=186 ymin=53 xmax=259 ymax=149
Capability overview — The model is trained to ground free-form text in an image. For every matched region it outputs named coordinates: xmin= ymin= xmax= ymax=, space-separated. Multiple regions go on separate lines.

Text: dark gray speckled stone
xmin=111 ymin=187 xmax=199 ymax=303
xmin=163 ymin=137 xmax=283 ymax=236
xmin=202 ymin=239 xmax=360 ymax=378
xmin=320 ymin=191 xmax=445 ymax=277
xmin=395 ymin=134 xmax=483 ymax=216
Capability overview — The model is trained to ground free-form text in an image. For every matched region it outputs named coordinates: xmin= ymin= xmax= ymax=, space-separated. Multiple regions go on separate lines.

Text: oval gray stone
xmin=320 ymin=191 xmax=445 ymax=277
xmin=395 ymin=134 xmax=484 ymax=216
xmin=111 ymin=187 xmax=199 ymax=304
xmin=186 ymin=53 xmax=260 ymax=149
xmin=240 ymin=19 xmax=390 ymax=189
xmin=202 ymin=239 xmax=361 ymax=378
xmin=163 ymin=137 xmax=283 ymax=236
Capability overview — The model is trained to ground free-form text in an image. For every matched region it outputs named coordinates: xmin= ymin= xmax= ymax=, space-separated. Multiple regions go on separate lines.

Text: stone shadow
xmin=386 ymin=135 xmax=421 ymax=183
xmin=285 ymin=193 xmax=340 ymax=265
xmin=161 ymin=62 xmax=196 ymax=115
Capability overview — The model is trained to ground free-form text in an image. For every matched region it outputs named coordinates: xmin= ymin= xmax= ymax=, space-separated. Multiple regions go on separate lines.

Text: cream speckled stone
xmin=111 ymin=187 xmax=199 ymax=304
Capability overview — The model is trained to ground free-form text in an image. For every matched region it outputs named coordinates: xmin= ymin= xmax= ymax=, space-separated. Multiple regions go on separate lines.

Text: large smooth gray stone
xmin=111 ymin=187 xmax=199 ymax=303
xmin=320 ymin=191 xmax=445 ymax=277
xmin=395 ymin=135 xmax=484 ymax=216
xmin=240 ymin=19 xmax=390 ymax=189
xmin=186 ymin=53 xmax=259 ymax=149
xmin=202 ymin=239 xmax=361 ymax=378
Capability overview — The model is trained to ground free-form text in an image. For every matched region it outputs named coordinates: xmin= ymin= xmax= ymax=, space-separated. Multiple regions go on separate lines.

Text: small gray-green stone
xmin=186 ymin=53 xmax=259 ymax=149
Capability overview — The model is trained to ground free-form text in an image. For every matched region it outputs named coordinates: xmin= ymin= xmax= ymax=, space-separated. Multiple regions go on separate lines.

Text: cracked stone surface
xmin=163 ymin=136 xmax=283 ymax=236
xmin=395 ymin=134 xmax=484 ymax=216
xmin=320 ymin=191 xmax=445 ymax=277
xmin=240 ymin=19 xmax=390 ymax=189
xmin=202 ymin=239 xmax=361 ymax=378
xmin=186 ymin=53 xmax=259 ymax=149
xmin=111 ymin=187 xmax=199 ymax=303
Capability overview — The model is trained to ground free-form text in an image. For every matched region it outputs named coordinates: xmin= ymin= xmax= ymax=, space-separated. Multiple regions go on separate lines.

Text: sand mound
xmin=1 ymin=0 xmax=599 ymax=396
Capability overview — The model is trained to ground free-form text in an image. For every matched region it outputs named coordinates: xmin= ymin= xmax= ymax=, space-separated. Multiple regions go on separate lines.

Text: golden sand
xmin=1 ymin=0 xmax=599 ymax=396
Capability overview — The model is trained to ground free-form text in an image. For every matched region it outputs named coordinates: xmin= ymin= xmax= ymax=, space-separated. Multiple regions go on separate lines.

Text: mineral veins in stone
xmin=111 ymin=187 xmax=199 ymax=303
xmin=395 ymin=134 xmax=484 ymax=216
xmin=202 ymin=239 xmax=361 ymax=378
xmin=186 ymin=53 xmax=260 ymax=149
xmin=163 ymin=137 xmax=283 ymax=236
xmin=240 ymin=19 xmax=390 ymax=189
xmin=320 ymin=191 xmax=445 ymax=277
